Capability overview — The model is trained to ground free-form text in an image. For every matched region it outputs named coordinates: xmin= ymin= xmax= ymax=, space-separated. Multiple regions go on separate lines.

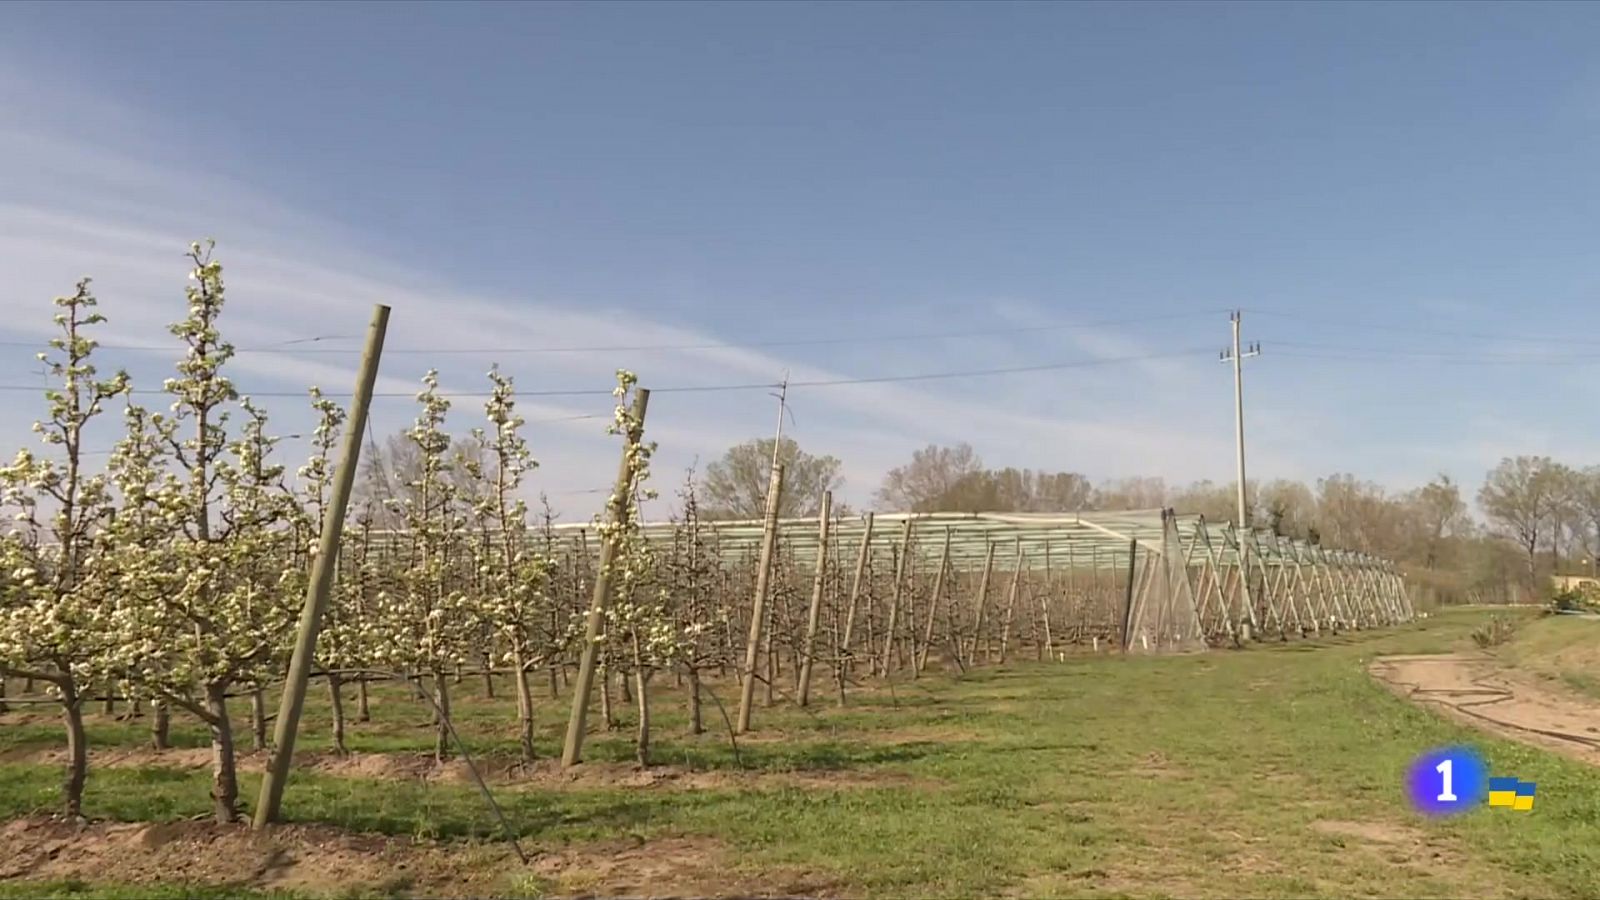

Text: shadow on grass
xmin=577 ymin=735 xmax=947 ymax=772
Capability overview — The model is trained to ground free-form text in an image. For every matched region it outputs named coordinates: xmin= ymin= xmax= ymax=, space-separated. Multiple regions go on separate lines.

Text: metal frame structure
xmin=526 ymin=507 xmax=1412 ymax=654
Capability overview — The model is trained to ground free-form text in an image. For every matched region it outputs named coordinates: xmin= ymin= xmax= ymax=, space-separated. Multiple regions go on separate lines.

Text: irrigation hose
xmin=1371 ymin=657 xmax=1600 ymax=751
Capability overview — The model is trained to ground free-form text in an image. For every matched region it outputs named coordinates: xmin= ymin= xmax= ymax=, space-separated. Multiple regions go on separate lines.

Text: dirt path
xmin=1370 ymin=653 xmax=1600 ymax=765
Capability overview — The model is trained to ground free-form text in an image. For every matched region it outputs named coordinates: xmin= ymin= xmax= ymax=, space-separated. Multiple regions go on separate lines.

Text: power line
xmin=1244 ymin=308 xmax=1600 ymax=348
xmin=783 ymin=349 xmax=1207 ymax=388
xmin=1269 ymin=343 xmax=1600 ymax=365
xmin=0 ymin=310 xmax=1219 ymax=357
xmin=1266 ymin=339 xmax=1591 ymax=359
xmin=0 ymin=348 xmax=1215 ymax=400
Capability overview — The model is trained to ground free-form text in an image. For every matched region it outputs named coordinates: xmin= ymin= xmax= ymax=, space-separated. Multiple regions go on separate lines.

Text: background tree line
xmin=355 ymin=429 xmax=1591 ymax=608
xmin=659 ymin=438 xmax=1588 ymax=607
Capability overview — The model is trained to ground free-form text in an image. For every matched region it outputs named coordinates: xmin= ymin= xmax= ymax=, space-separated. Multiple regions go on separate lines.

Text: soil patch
xmin=860 ymin=724 xmax=982 ymax=746
xmin=0 ymin=815 xmax=512 ymax=897
xmin=1309 ymin=819 xmax=1421 ymax=845
xmin=509 ymin=758 xmax=934 ymax=792
xmin=14 ymin=746 xmax=932 ymax=792
xmin=1370 ymin=653 xmax=1600 ymax=765
xmin=1130 ymin=751 xmax=1186 ymax=779
xmin=530 ymin=834 xmax=836 ymax=898
xmin=0 ymin=816 xmax=835 ymax=898
xmin=1306 ymin=817 xmax=1465 ymax=879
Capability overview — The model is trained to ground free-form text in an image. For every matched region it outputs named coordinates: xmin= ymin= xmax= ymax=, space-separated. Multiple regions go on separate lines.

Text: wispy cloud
xmin=0 ymin=73 xmax=1257 ymax=518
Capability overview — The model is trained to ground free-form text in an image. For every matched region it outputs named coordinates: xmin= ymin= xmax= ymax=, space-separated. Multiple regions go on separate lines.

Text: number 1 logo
xmin=1409 ymin=747 xmax=1486 ymax=816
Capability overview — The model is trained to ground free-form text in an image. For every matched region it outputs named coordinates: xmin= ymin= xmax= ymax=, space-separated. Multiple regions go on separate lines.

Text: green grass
xmin=1496 ymin=612 xmax=1600 ymax=700
xmin=4 ymin=608 xmax=1600 ymax=897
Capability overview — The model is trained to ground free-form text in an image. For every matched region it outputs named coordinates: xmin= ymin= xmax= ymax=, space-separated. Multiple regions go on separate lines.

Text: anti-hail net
xmin=1124 ymin=513 xmax=1206 ymax=653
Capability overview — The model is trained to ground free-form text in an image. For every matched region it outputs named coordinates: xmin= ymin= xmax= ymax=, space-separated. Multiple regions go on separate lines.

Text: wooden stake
xmin=880 ymin=519 xmax=914 ymax=677
xmin=999 ymin=541 xmax=1023 ymax=663
xmin=836 ymin=512 xmax=874 ymax=703
xmin=1120 ymin=538 xmax=1138 ymax=652
xmin=254 ymin=303 xmax=389 ymax=829
xmin=560 ymin=387 xmax=650 ymax=768
xmin=797 ymin=491 xmax=832 ymax=706
xmin=735 ymin=463 xmax=785 ymax=734
xmin=967 ymin=542 xmax=997 ymax=663
xmin=916 ymin=527 xmax=952 ymax=674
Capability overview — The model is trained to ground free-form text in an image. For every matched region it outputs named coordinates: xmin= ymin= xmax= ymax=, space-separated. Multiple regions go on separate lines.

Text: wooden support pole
xmin=967 ymin=542 xmax=997 ymax=663
xmin=999 ymin=541 xmax=1023 ymax=663
xmin=837 ymin=512 xmax=874 ymax=694
xmin=796 ymin=491 xmax=832 ymax=707
xmin=1040 ymin=541 xmax=1056 ymax=660
xmin=735 ymin=463 xmax=785 ymax=734
xmin=880 ymin=519 xmax=914 ymax=677
xmin=560 ymin=388 xmax=651 ymax=768
xmin=1120 ymin=539 xmax=1138 ymax=652
xmin=255 ymin=303 xmax=389 ymax=829
xmin=916 ymin=527 xmax=952 ymax=674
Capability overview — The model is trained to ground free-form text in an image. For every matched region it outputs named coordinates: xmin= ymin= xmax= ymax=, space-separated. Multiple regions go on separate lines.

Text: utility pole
xmin=1219 ymin=310 xmax=1261 ymax=529
xmin=1220 ymin=311 xmax=1261 ymax=641
xmin=769 ymin=370 xmax=790 ymax=476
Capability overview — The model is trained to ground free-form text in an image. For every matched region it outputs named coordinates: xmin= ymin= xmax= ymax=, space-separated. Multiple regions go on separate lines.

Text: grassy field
xmin=1495 ymin=611 xmax=1600 ymax=701
xmin=1 ymin=606 xmax=1597 ymax=898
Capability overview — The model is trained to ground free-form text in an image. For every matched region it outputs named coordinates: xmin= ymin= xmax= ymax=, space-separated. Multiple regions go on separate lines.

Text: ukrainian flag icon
xmin=1488 ymin=778 xmax=1535 ymax=810
xmin=1513 ymin=781 xmax=1535 ymax=811
xmin=1488 ymin=777 xmax=1518 ymax=808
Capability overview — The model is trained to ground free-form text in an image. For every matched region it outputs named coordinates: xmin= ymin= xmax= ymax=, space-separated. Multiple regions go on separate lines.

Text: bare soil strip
xmin=0 ymin=816 xmax=828 ymax=898
xmin=1 ymin=744 xmax=931 ymax=793
xmin=1370 ymin=653 xmax=1600 ymax=765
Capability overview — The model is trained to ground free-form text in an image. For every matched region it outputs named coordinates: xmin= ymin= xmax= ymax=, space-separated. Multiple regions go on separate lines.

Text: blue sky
xmin=4 ymin=1 xmax=1600 ymax=516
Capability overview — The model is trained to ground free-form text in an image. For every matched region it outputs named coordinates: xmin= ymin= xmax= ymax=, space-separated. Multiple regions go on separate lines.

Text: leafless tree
xmin=702 ymin=437 xmax=843 ymax=519
xmin=1091 ymin=476 xmax=1169 ymax=511
xmin=874 ymin=443 xmax=985 ymax=512
xmin=1478 ymin=456 xmax=1565 ymax=594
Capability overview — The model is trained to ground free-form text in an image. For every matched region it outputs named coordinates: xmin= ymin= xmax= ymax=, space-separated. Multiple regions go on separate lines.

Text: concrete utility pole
xmin=1220 ymin=310 xmax=1261 ymax=529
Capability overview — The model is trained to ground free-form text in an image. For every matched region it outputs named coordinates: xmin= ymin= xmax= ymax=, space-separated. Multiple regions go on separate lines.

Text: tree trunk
xmin=250 ymin=685 xmax=268 ymax=751
xmin=152 ymin=701 xmax=171 ymax=750
xmin=205 ymin=683 xmax=239 ymax=824
xmin=762 ymin=633 xmax=775 ymax=708
xmin=357 ymin=678 xmax=371 ymax=723
xmin=101 ymin=679 xmax=114 ymax=717
xmin=1526 ymin=543 xmax=1539 ymax=603
xmin=686 ymin=666 xmax=704 ymax=735
xmin=482 ymin=660 xmax=496 ymax=700
xmin=0 ymin=676 xmax=8 ymax=715
xmin=328 ymin=673 xmax=348 ymax=756
xmin=513 ymin=648 xmax=535 ymax=766
xmin=619 ymin=666 xmax=633 ymax=703
xmin=433 ymin=670 xmax=452 ymax=762
xmin=634 ymin=667 xmax=651 ymax=767
xmin=548 ymin=665 xmax=559 ymax=700
xmin=62 ymin=683 xmax=87 ymax=819
xmin=600 ymin=663 xmax=617 ymax=730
